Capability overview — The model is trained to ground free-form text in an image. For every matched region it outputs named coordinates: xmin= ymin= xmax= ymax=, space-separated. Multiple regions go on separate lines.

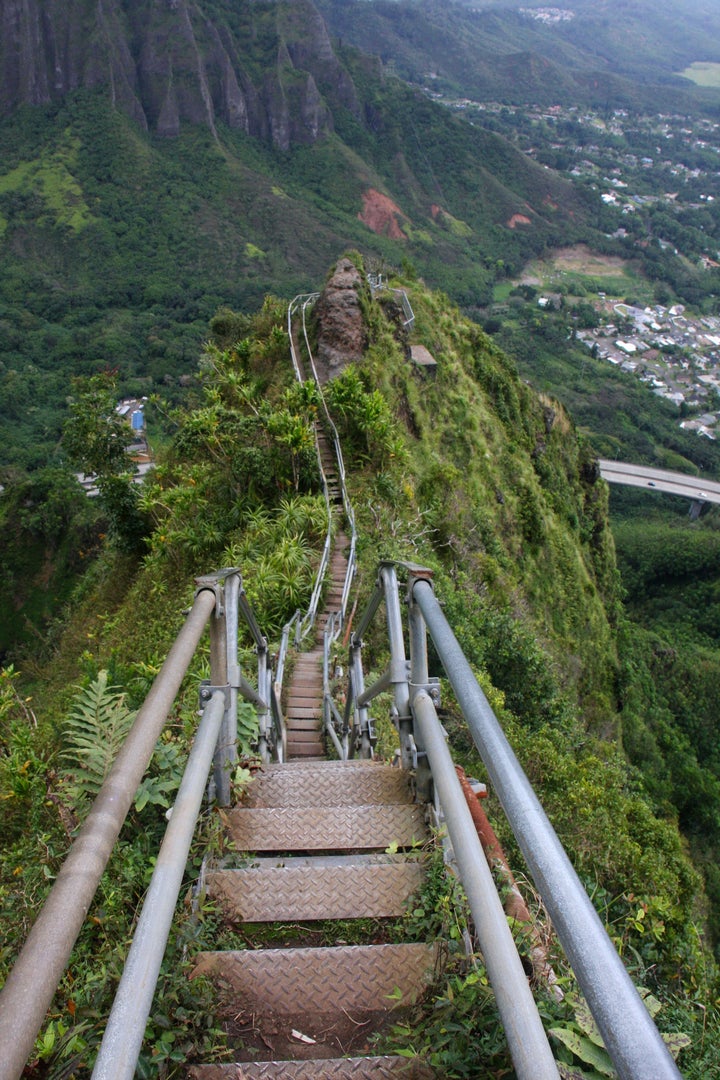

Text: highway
xmin=599 ymin=459 xmax=720 ymax=506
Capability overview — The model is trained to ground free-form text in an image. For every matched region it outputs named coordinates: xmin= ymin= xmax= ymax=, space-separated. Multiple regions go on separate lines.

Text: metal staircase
xmin=0 ymin=290 xmax=684 ymax=1080
xmin=190 ymin=760 xmax=435 ymax=1077
xmin=282 ymin=537 xmax=349 ymax=761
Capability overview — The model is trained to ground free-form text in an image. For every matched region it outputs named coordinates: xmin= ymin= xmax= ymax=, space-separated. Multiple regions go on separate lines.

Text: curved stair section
xmin=189 ymin=760 xmax=436 ymax=1077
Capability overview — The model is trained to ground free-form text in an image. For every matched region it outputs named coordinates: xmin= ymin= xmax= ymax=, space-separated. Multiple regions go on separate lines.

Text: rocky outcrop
xmin=0 ymin=0 xmax=359 ymax=145
xmin=313 ymin=258 xmax=367 ymax=383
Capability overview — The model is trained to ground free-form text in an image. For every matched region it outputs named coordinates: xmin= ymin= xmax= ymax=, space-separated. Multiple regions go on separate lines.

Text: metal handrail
xmin=286 ymin=294 xmax=335 ymax=649
xmin=0 ymin=569 xmax=274 ymax=1080
xmin=367 ymin=272 xmax=415 ymax=329
xmin=340 ymin=561 xmax=682 ymax=1080
xmin=412 ymin=689 xmax=559 ymax=1080
xmin=322 ymin=612 xmax=351 ymax=757
xmin=0 ymin=586 xmax=219 ymax=1080
xmin=295 ymin=292 xmax=358 ymax=641
xmin=409 ymin=573 xmax=681 ymax=1080
xmin=273 ymin=293 xmax=360 ymax=760
xmin=92 ymin=689 xmax=227 ymax=1079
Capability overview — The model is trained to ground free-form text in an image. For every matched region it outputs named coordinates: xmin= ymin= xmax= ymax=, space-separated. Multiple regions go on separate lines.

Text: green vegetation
xmin=0 ymin=52 xmax=593 ymax=475
xmin=481 ymin=279 xmax=720 ymax=965
xmin=610 ymin=500 xmax=720 ymax=947
xmin=2 ymin=262 xmax=720 ymax=1074
xmin=0 ymin=467 xmax=101 ymax=657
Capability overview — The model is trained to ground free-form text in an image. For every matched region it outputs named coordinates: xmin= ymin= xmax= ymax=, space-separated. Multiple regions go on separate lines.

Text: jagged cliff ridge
xmin=0 ymin=0 xmax=358 ymax=145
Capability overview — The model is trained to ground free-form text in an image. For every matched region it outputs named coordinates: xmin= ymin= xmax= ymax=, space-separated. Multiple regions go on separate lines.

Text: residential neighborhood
xmin=575 ymin=302 xmax=720 ymax=439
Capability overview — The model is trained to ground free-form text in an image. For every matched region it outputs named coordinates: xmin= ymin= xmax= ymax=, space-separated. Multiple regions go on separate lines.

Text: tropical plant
xmin=549 ymin=990 xmax=690 ymax=1078
xmin=61 ymin=671 xmax=136 ymax=807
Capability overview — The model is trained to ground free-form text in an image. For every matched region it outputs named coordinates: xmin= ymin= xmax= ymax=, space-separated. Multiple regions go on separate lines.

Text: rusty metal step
xmin=207 ymin=857 xmax=425 ymax=922
xmin=193 ymin=943 xmax=437 ymax=1015
xmin=240 ymin=762 xmax=414 ymax=808
xmin=224 ymin=804 xmax=426 ymax=851
xmin=189 ymin=1056 xmax=435 ymax=1077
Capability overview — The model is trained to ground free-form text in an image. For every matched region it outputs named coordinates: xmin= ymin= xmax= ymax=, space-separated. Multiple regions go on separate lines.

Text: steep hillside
xmin=2 ymin=257 xmax=716 ymax=1074
xmin=0 ymin=0 xmax=593 ymax=471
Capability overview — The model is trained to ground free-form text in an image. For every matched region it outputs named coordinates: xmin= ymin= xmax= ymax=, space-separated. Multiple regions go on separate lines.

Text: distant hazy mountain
xmin=317 ymin=0 xmax=720 ymax=108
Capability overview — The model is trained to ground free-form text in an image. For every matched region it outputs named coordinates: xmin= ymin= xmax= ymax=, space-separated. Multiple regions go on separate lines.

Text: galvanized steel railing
xmin=1 ymin=287 xmax=682 ymax=1080
xmin=0 ymin=569 xmax=270 ymax=1080
xmin=367 ymin=272 xmax=415 ymax=329
xmin=287 ymin=292 xmax=358 ymax=639
xmin=282 ymin=293 xmax=359 ymax=756
xmin=296 ymin=292 xmax=358 ymax=629
xmin=0 ymin=555 xmax=686 ymax=1080
xmin=343 ymin=560 xmax=682 ymax=1080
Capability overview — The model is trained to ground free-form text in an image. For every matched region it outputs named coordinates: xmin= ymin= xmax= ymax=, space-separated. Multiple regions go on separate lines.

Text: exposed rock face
xmin=0 ymin=0 xmax=359 ymax=145
xmin=358 ymin=189 xmax=407 ymax=240
xmin=313 ymin=258 xmax=367 ymax=383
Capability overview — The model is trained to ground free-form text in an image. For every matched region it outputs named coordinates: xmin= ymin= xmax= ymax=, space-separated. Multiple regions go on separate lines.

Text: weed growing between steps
xmin=375 ymin=842 xmax=515 ymax=1076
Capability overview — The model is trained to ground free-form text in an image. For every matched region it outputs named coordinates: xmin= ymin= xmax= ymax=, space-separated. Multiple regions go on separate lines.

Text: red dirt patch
xmin=507 ymin=213 xmax=532 ymax=229
xmin=358 ymin=189 xmax=407 ymax=239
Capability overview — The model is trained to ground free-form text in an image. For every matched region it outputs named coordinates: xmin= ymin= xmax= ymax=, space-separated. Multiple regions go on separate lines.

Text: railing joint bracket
xmin=198 ymin=681 xmax=230 ymax=710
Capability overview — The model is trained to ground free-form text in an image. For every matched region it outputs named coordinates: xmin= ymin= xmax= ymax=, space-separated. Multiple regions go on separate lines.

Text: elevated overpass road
xmin=598 ymin=459 xmax=720 ymax=506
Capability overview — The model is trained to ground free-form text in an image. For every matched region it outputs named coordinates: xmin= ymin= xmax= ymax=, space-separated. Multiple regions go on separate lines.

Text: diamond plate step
xmin=241 ymin=762 xmax=414 ymax=808
xmin=207 ymin=859 xmax=425 ymax=921
xmin=225 ymin=804 xmax=425 ymax=851
xmin=193 ymin=943 xmax=437 ymax=1014
xmin=189 ymin=1056 xmax=434 ymax=1078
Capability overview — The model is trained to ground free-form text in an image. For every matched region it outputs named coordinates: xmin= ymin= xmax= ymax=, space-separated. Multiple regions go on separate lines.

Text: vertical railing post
xmin=407 ymin=566 xmax=435 ymax=801
xmin=349 ymin=637 xmax=374 ymax=758
xmin=219 ymin=571 xmax=240 ymax=805
xmin=197 ymin=568 xmax=240 ymax=807
xmin=379 ymin=563 xmax=413 ymax=768
xmin=256 ymin=641 xmax=272 ymax=762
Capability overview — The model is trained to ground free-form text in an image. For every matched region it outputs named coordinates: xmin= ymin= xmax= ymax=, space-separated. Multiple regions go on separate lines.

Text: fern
xmin=62 ymin=672 xmax=136 ymax=805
